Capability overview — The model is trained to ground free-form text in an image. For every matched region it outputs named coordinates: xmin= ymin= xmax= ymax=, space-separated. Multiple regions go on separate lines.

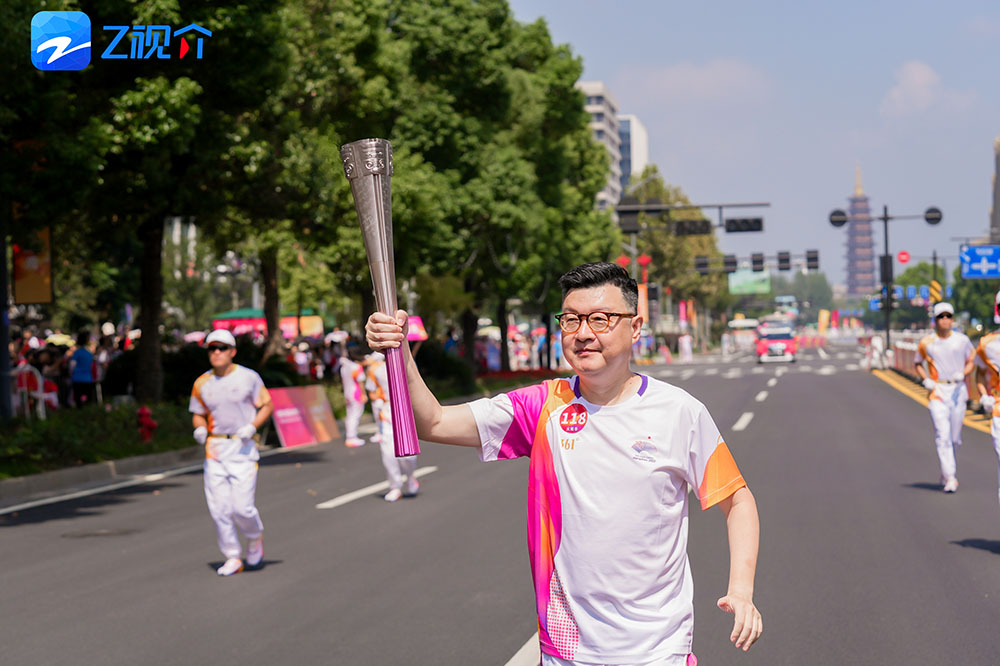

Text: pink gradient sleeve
xmin=469 ymin=382 xmax=550 ymax=461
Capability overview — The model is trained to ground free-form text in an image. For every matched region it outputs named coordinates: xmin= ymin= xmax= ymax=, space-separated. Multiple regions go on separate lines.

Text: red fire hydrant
xmin=137 ymin=405 xmax=158 ymax=442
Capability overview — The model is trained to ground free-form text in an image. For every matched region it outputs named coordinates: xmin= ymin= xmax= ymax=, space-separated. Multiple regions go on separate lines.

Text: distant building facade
xmin=617 ymin=114 xmax=649 ymax=194
xmin=576 ymin=81 xmax=623 ymax=209
xmin=846 ymin=168 xmax=877 ymax=298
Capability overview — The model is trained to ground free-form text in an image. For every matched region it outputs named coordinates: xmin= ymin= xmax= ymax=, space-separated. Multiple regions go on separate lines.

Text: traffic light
xmin=777 ymin=251 xmax=791 ymax=271
xmin=648 ymin=284 xmax=660 ymax=301
xmin=879 ymin=255 xmax=893 ymax=285
xmin=724 ymin=217 xmax=763 ymax=233
xmin=929 ymin=279 xmax=942 ymax=302
xmin=723 ymin=255 xmax=737 ymax=273
xmin=751 ymin=253 xmax=765 ymax=272
xmin=674 ymin=219 xmax=712 ymax=236
xmin=694 ymin=256 xmax=710 ymax=276
xmin=806 ymin=250 xmax=819 ymax=270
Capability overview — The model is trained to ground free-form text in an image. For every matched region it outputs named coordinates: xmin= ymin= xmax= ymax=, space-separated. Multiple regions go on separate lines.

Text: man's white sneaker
xmin=385 ymin=488 xmax=402 ymax=502
xmin=217 ymin=558 xmax=244 ymax=576
xmin=345 ymin=438 xmax=365 ymax=448
xmin=246 ymin=537 xmax=264 ymax=568
xmin=369 ymin=434 xmax=382 ymax=444
xmin=406 ymin=477 xmax=420 ymax=496
xmin=943 ymin=477 xmax=959 ymax=493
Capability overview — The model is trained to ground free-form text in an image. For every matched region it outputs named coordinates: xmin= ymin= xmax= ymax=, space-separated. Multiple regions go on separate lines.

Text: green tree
xmin=951 ymin=267 xmax=998 ymax=325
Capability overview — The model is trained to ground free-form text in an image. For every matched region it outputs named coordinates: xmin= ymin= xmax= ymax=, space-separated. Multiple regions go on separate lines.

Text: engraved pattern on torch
xmin=341 ymin=138 xmax=420 ymax=457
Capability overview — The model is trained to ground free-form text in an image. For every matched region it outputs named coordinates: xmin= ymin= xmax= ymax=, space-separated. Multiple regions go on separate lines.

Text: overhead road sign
xmin=960 ymin=245 xmax=1000 ymax=279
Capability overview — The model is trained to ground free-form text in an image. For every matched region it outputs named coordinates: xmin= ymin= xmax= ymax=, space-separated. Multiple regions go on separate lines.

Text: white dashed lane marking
xmin=767 ymin=378 xmax=778 ymax=387
xmin=732 ymin=412 xmax=755 ymax=431
xmin=755 ymin=390 xmax=768 ymax=402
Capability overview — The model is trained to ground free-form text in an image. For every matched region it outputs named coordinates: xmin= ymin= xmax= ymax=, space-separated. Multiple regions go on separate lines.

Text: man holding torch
xmin=365 ymin=262 xmax=761 ymax=664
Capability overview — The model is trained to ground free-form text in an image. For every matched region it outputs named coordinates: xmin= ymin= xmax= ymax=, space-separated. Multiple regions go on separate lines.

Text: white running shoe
xmin=345 ymin=438 xmax=365 ymax=448
xmin=217 ymin=558 xmax=244 ymax=576
xmin=369 ymin=434 xmax=382 ymax=444
xmin=943 ymin=477 xmax=959 ymax=493
xmin=406 ymin=476 xmax=420 ymax=496
xmin=246 ymin=537 xmax=264 ymax=568
xmin=384 ymin=488 xmax=402 ymax=502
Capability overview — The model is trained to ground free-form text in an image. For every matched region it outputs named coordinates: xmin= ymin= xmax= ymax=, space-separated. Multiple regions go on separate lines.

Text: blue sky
xmin=506 ymin=0 xmax=1000 ymax=286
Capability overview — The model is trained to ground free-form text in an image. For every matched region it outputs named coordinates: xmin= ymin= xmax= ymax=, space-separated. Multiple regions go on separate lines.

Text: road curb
xmin=0 ymin=446 xmax=205 ymax=508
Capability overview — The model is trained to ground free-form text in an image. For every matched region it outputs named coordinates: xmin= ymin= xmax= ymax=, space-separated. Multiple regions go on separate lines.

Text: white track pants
xmin=204 ymin=456 xmax=263 ymax=560
xmin=377 ymin=413 xmax=417 ymax=490
xmin=344 ymin=400 xmax=365 ymax=440
xmin=928 ymin=383 xmax=967 ymax=480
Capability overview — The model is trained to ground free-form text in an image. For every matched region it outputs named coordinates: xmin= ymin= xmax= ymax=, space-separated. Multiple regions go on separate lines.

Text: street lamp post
xmin=830 ymin=204 xmax=942 ymax=351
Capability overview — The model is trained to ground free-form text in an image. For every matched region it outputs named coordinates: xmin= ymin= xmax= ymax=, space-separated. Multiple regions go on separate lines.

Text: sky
xmin=506 ymin=0 xmax=1000 ymax=287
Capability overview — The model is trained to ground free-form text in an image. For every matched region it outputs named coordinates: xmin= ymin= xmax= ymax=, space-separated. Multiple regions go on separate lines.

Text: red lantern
xmin=615 ymin=254 xmax=632 ymax=269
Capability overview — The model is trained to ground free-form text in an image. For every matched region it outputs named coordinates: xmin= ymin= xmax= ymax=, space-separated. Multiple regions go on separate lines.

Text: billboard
xmin=13 ymin=227 xmax=54 ymax=304
xmin=727 ymin=268 xmax=771 ymax=295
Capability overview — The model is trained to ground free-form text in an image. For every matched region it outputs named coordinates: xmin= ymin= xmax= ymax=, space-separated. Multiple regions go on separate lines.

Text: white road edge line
xmin=0 ymin=444 xmax=315 ymax=516
xmin=766 ymin=377 xmax=777 ymax=387
xmin=505 ymin=633 xmax=540 ymax=666
xmin=754 ymin=391 xmax=768 ymax=402
xmin=732 ymin=412 xmax=754 ymax=432
xmin=316 ymin=466 xmax=439 ymax=509
xmin=817 ymin=347 xmax=829 ymax=359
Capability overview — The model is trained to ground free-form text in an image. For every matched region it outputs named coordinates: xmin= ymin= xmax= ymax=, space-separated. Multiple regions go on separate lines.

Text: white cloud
xmin=616 ymin=58 xmax=772 ymax=108
xmin=878 ymin=60 xmax=975 ymax=118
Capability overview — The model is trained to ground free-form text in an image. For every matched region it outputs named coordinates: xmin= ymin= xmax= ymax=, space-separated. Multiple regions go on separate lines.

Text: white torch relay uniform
xmin=366 ymin=353 xmax=418 ymax=494
xmin=916 ymin=330 xmax=975 ymax=483
xmin=469 ymin=375 xmax=744 ymax=665
xmin=340 ymin=358 xmax=367 ymax=446
xmin=976 ymin=331 xmax=1000 ymax=503
xmin=190 ymin=364 xmax=269 ymax=560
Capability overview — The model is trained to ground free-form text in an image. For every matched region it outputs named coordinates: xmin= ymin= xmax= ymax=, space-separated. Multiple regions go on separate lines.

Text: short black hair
xmin=558 ymin=262 xmax=638 ymax=313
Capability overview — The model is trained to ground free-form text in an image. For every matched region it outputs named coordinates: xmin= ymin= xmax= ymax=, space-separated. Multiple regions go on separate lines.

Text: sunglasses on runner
xmin=935 ymin=313 xmax=953 ymax=320
xmin=207 ymin=344 xmax=232 ymax=352
xmin=554 ymin=312 xmax=635 ymax=333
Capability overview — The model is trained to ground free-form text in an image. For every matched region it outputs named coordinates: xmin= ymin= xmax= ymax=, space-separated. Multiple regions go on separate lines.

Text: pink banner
xmin=269 ymin=386 xmax=340 ymax=447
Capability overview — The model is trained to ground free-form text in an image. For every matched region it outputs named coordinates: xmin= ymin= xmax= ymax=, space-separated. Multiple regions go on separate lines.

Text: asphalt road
xmin=3 ymin=343 xmax=1000 ymax=664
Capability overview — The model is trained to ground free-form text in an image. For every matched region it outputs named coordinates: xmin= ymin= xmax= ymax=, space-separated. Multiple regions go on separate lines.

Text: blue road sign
xmin=945 ymin=285 xmax=953 ymax=298
xmin=919 ymin=285 xmax=929 ymax=299
xmin=893 ymin=285 xmax=903 ymax=300
xmin=869 ymin=297 xmax=881 ymax=311
xmin=960 ymin=244 xmax=1000 ymax=279
xmin=906 ymin=285 xmax=916 ymax=299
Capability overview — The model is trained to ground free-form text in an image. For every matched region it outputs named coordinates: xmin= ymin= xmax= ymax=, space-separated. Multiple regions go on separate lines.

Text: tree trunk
xmin=260 ymin=246 xmax=283 ymax=361
xmin=543 ymin=312 xmax=552 ymax=370
xmin=498 ymin=299 xmax=510 ymax=372
xmin=461 ymin=306 xmax=477 ymax=367
xmin=135 ymin=218 xmax=164 ymax=403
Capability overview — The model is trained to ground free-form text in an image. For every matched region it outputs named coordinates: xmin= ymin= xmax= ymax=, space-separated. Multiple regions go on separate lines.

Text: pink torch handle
xmin=385 ymin=345 xmax=420 ymax=457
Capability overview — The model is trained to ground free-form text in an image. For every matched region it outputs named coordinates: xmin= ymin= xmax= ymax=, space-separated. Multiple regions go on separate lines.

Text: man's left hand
xmin=236 ymin=423 xmax=257 ymax=440
xmin=717 ymin=593 xmax=762 ymax=651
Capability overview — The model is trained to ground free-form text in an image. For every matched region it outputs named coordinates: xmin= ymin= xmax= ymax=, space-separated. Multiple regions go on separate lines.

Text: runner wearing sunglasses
xmin=915 ymin=302 xmax=975 ymax=493
xmin=190 ymin=329 xmax=273 ymax=575
xmin=365 ymin=262 xmax=761 ymax=664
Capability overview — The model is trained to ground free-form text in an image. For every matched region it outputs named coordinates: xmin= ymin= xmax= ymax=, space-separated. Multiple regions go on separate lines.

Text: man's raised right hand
xmin=366 ymin=310 xmax=409 ymax=352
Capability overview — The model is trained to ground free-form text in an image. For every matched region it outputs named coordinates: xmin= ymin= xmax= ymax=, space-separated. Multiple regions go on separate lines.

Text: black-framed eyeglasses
xmin=207 ymin=344 xmax=232 ymax=352
xmin=554 ymin=312 xmax=635 ymax=334
xmin=936 ymin=313 xmax=953 ymax=320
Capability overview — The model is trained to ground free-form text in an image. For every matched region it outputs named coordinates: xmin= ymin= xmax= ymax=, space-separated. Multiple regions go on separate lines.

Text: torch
xmin=340 ymin=138 xmax=420 ymax=457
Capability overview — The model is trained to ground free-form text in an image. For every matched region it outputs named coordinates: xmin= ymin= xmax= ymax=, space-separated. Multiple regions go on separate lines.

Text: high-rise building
xmin=846 ymin=167 xmax=877 ymax=298
xmin=576 ymin=81 xmax=622 ymax=209
xmin=617 ymin=114 xmax=649 ymax=194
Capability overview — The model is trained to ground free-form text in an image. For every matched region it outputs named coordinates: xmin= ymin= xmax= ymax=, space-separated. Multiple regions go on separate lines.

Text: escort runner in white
xmin=915 ymin=302 xmax=975 ymax=493
xmin=190 ymin=329 xmax=274 ymax=576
